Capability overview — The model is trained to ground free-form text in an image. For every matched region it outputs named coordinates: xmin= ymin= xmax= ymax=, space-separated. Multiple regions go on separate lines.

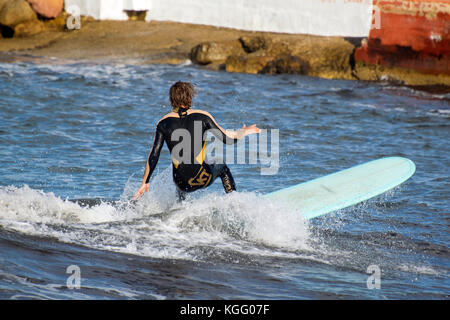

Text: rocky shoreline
xmin=0 ymin=3 xmax=448 ymax=90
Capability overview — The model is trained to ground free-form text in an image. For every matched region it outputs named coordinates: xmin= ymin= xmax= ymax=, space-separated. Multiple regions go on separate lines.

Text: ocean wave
xmin=0 ymin=168 xmax=312 ymax=262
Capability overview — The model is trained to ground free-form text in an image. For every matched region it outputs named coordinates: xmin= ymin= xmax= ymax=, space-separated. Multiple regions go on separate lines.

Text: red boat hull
xmin=355 ymin=0 xmax=450 ymax=75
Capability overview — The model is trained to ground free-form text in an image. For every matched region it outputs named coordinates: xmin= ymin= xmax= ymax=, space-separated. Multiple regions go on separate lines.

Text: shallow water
xmin=0 ymin=60 xmax=448 ymax=299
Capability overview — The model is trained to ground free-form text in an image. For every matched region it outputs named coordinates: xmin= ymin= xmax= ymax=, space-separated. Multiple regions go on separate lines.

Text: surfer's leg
xmin=207 ymin=163 xmax=236 ymax=193
xmin=219 ymin=165 xmax=236 ymax=193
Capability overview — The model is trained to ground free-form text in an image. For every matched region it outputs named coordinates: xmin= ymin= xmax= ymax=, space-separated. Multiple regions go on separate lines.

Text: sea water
xmin=0 ymin=59 xmax=448 ymax=299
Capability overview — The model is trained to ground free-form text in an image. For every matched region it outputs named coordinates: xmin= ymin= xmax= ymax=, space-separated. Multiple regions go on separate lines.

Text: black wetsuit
xmin=143 ymin=109 xmax=237 ymax=198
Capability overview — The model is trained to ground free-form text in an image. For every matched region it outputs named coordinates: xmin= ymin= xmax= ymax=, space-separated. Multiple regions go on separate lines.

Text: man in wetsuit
xmin=133 ymin=81 xmax=261 ymax=200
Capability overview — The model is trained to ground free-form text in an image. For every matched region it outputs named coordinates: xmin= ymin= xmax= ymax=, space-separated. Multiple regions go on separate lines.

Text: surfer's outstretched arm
xmin=201 ymin=111 xmax=261 ymax=143
xmin=133 ymin=124 xmax=164 ymax=200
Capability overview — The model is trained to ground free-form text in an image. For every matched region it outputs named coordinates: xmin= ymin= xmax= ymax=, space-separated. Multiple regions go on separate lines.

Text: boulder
xmin=190 ymin=40 xmax=245 ymax=65
xmin=14 ymin=18 xmax=43 ymax=37
xmin=225 ymin=53 xmax=274 ymax=74
xmin=266 ymin=40 xmax=290 ymax=57
xmin=190 ymin=34 xmax=356 ymax=79
xmin=26 ymin=0 xmax=63 ymax=18
xmin=260 ymin=54 xmax=307 ymax=75
xmin=0 ymin=0 xmax=37 ymax=28
xmin=239 ymin=35 xmax=270 ymax=53
xmin=42 ymin=11 xmax=67 ymax=31
xmin=287 ymin=37 xmax=355 ymax=79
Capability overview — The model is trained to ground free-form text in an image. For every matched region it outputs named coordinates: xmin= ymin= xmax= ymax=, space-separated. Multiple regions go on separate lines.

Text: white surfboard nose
xmin=264 ymin=157 xmax=416 ymax=220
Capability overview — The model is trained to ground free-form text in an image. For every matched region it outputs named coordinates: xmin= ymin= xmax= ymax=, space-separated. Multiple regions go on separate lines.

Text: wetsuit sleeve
xmin=143 ymin=123 xmax=164 ymax=184
xmin=203 ymin=113 xmax=239 ymax=145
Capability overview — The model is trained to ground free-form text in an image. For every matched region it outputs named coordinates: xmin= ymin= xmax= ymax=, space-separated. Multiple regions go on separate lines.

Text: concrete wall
xmin=65 ymin=0 xmax=150 ymax=20
xmin=64 ymin=0 xmax=374 ymax=37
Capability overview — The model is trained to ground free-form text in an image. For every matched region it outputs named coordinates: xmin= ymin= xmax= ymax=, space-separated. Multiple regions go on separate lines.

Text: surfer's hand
xmin=242 ymin=124 xmax=261 ymax=135
xmin=133 ymin=183 xmax=149 ymax=200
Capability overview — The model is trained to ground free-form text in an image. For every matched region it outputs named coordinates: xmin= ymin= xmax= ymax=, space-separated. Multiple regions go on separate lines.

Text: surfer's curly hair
xmin=169 ymin=81 xmax=196 ymax=112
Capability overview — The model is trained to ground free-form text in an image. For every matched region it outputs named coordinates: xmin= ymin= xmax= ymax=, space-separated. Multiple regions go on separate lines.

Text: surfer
xmin=133 ymin=81 xmax=261 ymax=201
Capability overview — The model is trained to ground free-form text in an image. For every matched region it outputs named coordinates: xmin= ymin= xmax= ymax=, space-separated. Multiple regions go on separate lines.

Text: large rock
xmin=288 ymin=37 xmax=355 ymax=79
xmin=260 ymin=54 xmax=307 ymax=75
xmin=14 ymin=18 xmax=43 ymax=37
xmin=189 ymin=34 xmax=357 ymax=80
xmin=190 ymin=40 xmax=245 ymax=65
xmin=266 ymin=40 xmax=290 ymax=57
xmin=239 ymin=35 xmax=270 ymax=53
xmin=0 ymin=0 xmax=37 ymax=28
xmin=353 ymin=61 xmax=450 ymax=86
xmin=42 ymin=11 xmax=67 ymax=31
xmin=26 ymin=0 xmax=63 ymax=19
xmin=225 ymin=53 xmax=274 ymax=74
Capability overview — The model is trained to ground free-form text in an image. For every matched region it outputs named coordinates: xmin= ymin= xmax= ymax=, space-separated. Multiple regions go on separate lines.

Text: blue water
xmin=0 ymin=59 xmax=448 ymax=299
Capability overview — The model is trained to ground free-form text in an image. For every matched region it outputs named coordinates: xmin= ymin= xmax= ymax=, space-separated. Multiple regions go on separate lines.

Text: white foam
xmin=0 ymin=185 xmax=127 ymax=225
xmin=397 ymin=264 xmax=441 ymax=276
xmin=0 ymin=170 xmax=312 ymax=261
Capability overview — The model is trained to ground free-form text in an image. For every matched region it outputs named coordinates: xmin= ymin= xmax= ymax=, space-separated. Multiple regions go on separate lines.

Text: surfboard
xmin=264 ymin=157 xmax=416 ymax=220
